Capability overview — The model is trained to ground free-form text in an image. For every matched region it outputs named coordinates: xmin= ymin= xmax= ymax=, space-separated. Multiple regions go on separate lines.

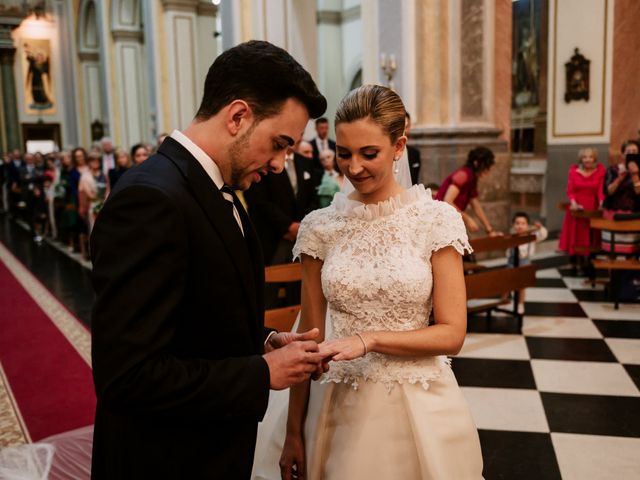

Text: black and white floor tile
xmin=454 ymin=257 xmax=640 ymax=479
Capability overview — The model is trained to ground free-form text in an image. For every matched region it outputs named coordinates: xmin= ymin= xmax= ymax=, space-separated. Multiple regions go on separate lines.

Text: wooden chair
xmin=264 ymin=263 xmax=302 ymax=331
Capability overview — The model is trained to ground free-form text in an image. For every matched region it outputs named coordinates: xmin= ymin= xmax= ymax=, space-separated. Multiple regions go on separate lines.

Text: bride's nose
xmin=348 ymin=157 xmax=364 ymax=176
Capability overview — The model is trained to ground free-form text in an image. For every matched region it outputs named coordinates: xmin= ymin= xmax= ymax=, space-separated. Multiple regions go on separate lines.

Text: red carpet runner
xmin=0 ymin=243 xmax=95 ymax=444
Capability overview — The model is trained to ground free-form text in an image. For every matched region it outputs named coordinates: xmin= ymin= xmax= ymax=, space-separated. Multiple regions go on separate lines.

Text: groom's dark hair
xmin=196 ymin=40 xmax=326 ymax=121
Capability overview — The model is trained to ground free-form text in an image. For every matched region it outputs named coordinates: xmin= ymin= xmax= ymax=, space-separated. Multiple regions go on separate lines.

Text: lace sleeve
xmin=428 ymin=200 xmax=472 ymax=256
xmin=292 ymin=210 xmax=326 ymax=261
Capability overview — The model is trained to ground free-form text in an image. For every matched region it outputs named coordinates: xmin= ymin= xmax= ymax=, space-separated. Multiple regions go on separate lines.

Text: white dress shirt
xmin=285 ymin=153 xmax=298 ymax=195
xmin=170 ymin=130 xmax=244 ymax=236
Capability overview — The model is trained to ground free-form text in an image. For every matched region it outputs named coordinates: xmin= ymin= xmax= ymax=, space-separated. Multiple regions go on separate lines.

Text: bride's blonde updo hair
xmin=334 ymin=85 xmax=407 ymax=143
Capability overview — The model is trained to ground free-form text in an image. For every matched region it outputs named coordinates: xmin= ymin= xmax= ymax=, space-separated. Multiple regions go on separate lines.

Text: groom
xmin=90 ymin=41 xmax=327 ymax=479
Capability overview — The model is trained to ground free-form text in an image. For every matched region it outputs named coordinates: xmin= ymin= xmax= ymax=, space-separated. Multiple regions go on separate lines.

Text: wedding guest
xmin=405 ymin=111 xmax=422 ymax=185
xmin=55 ymin=151 xmax=78 ymax=251
xmin=316 ymin=149 xmax=343 ymax=208
xmin=296 ymin=139 xmax=313 ymax=160
xmin=558 ymin=147 xmax=605 ymax=273
xmin=310 ymin=117 xmax=336 ymax=170
xmin=245 ymin=145 xmax=319 ymax=266
xmin=75 ymin=148 xmax=92 ymax=259
xmin=436 ymin=146 xmax=502 ymax=235
xmin=108 ymin=148 xmax=131 ymax=190
xmin=505 ymin=212 xmax=548 ymax=314
xmin=130 ymin=143 xmax=150 ymax=165
xmin=100 ymin=137 xmax=116 ymax=175
xmin=603 ymin=140 xmax=640 ymax=213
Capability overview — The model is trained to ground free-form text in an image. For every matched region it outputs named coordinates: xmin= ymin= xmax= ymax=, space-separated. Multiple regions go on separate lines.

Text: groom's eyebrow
xmin=278 ymin=135 xmax=295 ymax=146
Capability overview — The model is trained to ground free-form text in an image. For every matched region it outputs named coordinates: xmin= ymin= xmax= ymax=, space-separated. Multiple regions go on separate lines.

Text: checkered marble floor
xmin=453 ymin=256 xmax=640 ymax=480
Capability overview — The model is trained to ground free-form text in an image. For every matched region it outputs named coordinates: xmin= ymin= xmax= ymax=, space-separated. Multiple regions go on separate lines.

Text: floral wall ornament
xmin=564 ymin=48 xmax=590 ymax=103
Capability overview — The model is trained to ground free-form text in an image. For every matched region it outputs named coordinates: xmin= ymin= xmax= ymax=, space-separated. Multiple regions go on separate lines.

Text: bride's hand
xmin=280 ymin=433 xmax=306 ymax=480
xmin=319 ymin=334 xmax=369 ymax=362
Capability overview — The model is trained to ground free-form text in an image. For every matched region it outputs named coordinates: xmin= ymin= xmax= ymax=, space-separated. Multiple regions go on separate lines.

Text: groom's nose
xmin=269 ymin=151 xmax=286 ymax=174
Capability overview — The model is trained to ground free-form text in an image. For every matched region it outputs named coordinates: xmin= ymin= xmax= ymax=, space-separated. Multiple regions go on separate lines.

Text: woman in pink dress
xmin=558 ymin=148 xmax=605 ymax=271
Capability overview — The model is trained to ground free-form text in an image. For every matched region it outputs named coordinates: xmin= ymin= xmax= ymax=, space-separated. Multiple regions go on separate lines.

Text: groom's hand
xmin=265 ymin=328 xmax=330 ymax=380
xmin=263 ymin=340 xmax=325 ymax=390
xmin=264 ymin=328 xmax=319 ymax=353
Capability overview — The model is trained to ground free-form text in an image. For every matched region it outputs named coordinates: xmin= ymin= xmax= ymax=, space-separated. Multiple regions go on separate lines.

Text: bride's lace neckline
xmin=332 ymin=184 xmax=431 ymax=220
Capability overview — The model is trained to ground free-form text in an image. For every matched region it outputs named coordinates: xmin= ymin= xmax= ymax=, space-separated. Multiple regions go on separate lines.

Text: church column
xmin=53 ymin=0 xmax=79 ymax=147
xmin=0 ymin=17 xmax=22 ymax=151
xmin=609 ymin=0 xmax=640 ymax=159
xmin=409 ymin=0 xmax=512 ymax=233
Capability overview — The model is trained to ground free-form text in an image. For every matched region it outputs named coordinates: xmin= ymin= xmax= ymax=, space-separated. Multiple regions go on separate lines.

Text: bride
xmin=253 ymin=85 xmax=483 ymax=479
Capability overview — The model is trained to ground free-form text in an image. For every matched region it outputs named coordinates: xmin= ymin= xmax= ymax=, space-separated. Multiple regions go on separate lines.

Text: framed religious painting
xmin=21 ymin=38 xmax=56 ymax=115
xmin=564 ymin=48 xmax=590 ymax=103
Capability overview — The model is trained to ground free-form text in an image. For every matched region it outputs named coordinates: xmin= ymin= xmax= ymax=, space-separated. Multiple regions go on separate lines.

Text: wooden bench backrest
xmin=590 ymin=218 xmax=640 ymax=232
xmin=265 ymin=263 xmax=302 ymax=283
xmin=264 ymin=263 xmax=302 ymax=331
xmin=465 ymin=264 xmax=537 ymax=299
xmin=557 ymin=202 xmax=603 ymax=218
xmin=469 ymin=234 xmax=536 ymax=254
xmin=265 ymin=305 xmax=300 ymax=332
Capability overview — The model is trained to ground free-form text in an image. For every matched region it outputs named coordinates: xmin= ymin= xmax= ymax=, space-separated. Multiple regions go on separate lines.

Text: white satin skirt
xmin=252 ymin=365 xmax=483 ymax=480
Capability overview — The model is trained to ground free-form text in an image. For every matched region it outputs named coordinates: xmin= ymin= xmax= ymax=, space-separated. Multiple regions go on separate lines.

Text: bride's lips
xmin=349 ymin=176 xmax=370 ymax=183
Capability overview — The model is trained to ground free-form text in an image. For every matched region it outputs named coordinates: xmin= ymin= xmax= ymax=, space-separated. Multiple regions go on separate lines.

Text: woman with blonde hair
xmin=558 ymin=147 xmax=605 ymax=272
xmin=253 ymin=85 xmax=483 ymax=479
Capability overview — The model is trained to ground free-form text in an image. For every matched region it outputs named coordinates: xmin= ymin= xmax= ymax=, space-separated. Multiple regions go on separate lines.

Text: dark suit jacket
xmin=245 ymin=153 xmax=318 ymax=264
xmin=310 ymin=137 xmax=336 ymax=172
xmin=90 ymin=137 xmax=271 ymax=479
xmin=407 ymin=145 xmax=422 ymax=185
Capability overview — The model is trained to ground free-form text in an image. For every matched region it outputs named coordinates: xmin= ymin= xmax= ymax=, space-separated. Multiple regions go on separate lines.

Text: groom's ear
xmin=225 ymin=100 xmax=253 ymax=137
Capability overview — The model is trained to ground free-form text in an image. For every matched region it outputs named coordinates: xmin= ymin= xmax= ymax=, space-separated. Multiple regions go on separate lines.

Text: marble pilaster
xmin=410 ymin=0 xmax=512 ymax=234
xmin=609 ymin=0 xmax=640 ymax=160
xmin=0 ymin=20 xmax=21 ymax=151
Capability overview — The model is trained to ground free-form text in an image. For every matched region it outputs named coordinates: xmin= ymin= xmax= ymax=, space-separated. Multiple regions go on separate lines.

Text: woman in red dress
xmin=558 ymin=148 xmax=605 ymax=270
xmin=436 ymin=146 xmax=501 ymax=235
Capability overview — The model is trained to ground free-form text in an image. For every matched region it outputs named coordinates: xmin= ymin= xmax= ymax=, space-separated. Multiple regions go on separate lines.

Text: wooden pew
xmin=465 ymin=233 xmax=538 ymax=333
xmin=557 ymin=201 xmax=603 ymax=219
xmin=264 ymin=263 xmax=302 ymax=332
xmin=469 ymin=233 xmax=536 ymax=256
xmin=589 ymin=217 xmax=640 ymax=308
xmin=465 ymin=264 xmax=537 ymax=332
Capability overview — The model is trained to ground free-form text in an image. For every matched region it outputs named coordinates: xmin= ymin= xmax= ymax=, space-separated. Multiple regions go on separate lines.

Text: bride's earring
xmin=393 ymin=158 xmax=400 ymax=174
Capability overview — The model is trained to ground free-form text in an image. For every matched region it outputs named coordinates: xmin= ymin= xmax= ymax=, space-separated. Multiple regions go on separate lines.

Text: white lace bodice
xmin=292 ymin=185 xmax=472 ymax=391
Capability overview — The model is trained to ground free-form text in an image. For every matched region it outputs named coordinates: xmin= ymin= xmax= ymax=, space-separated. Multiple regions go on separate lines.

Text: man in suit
xmin=90 ymin=40 xmax=327 ymax=479
xmin=405 ymin=112 xmax=423 ymax=185
xmin=310 ymin=117 xmax=336 ymax=171
xmin=245 ymin=146 xmax=318 ymax=267
xmin=100 ymin=137 xmax=116 ymax=176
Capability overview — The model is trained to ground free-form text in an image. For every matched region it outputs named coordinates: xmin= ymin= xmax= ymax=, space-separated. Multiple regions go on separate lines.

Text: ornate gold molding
xmin=161 ymin=0 xmax=199 ymax=13
xmin=111 ymin=28 xmax=144 ymax=42
xmin=551 ymin=0 xmax=608 ymax=138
